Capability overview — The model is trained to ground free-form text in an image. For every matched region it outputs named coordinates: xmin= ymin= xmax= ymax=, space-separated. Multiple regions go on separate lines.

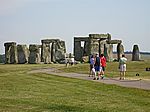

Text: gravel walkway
xmin=29 ymin=68 xmax=150 ymax=90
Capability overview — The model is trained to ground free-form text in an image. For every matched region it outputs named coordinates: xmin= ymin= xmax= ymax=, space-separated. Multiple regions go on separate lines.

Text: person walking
xmin=100 ymin=54 xmax=106 ymax=79
xmin=94 ymin=53 xmax=101 ymax=80
xmin=119 ymin=54 xmax=127 ymax=80
xmin=89 ymin=55 xmax=95 ymax=77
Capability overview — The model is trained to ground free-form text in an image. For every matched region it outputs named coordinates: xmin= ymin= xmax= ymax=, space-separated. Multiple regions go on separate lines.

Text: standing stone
xmin=41 ymin=39 xmax=66 ymax=63
xmin=117 ymin=43 xmax=124 ymax=61
xmin=104 ymin=44 xmax=113 ymax=62
xmin=28 ymin=44 xmax=41 ymax=64
xmin=41 ymin=43 xmax=51 ymax=64
xmin=74 ymin=37 xmax=90 ymax=61
xmin=99 ymin=40 xmax=106 ymax=55
xmin=55 ymin=41 xmax=66 ymax=63
xmin=132 ymin=45 xmax=140 ymax=61
xmin=84 ymin=41 xmax=90 ymax=56
xmin=4 ymin=42 xmax=18 ymax=64
xmin=107 ymin=33 xmax=111 ymax=41
xmin=17 ymin=45 xmax=29 ymax=64
xmin=74 ymin=39 xmax=82 ymax=61
xmin=89 ymin=37 xmax=99 ymax=55
xmin=51 ymin=42 xmax=56 ymax=63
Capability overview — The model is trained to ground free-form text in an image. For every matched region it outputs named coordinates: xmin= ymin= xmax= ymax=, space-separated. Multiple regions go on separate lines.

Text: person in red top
xmin=100 ymin=54 xmax=106 ymax=79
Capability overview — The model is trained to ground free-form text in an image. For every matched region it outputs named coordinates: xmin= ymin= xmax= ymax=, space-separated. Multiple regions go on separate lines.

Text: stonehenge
xmin=74 ymin=33 xmax=124 ymax=62
xmin=4 ymin=39 xmax=66 ymax=64
xmin=3 ymin=34 xmax=141 ymax=64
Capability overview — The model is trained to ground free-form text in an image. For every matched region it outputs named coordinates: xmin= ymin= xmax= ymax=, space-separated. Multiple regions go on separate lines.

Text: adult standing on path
xmin=100 ymin=54 xmax=106 ymax=79
xmin=119 ymin=54 xmax=127 ymax=80
xmin=94 ymin=53 xmax=101 ymax=80
xmin=89 ymin=55 xmax=95 ymax=77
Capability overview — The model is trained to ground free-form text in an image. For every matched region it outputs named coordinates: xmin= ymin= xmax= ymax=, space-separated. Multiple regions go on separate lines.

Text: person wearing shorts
xmin=119 ymin=54 xmax=127 ymax=80
xmin=100 ymin=54 xmax=106 ymax=79
xmin=94 ymin=54 xmax=102 ymax=80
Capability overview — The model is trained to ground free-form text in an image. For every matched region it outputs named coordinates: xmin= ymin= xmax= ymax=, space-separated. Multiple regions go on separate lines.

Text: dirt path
xmin=29 ymin=68 xmax=150 ymax=90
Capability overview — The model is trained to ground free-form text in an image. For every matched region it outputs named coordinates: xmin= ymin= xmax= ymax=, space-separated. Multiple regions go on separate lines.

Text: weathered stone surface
xmin=107 ymin=40 xmax=122 ymax=44
xmin=89 ymin=33 xmax=112 ymax=56
xmin=51 ymin=42 xmax=56 ymax=63
xmin=28 ymin=44 xmax=41 ymax=64
xmin=107 ymin=33 xmax=111 ymax=41
xmin=104 ymin=44 xmax=113 ymax=62
xmin=74 ymin=37 xmax=90 ymax=61
xmin=99 ymin=40 xmax=107 ymax=55
xmin=84 ymin=41 xmax=90 ymax=55
xmin=4 ymin=42 xmax=18 ymax=64
xmin=17 ymin=45 xmax=29 ymax=64
xmin=89 ymin=34 xmax=110 ymax=39
xmin=41 ymin=39 xmax=66 ymax=63
xmin=74 ymin=40 xmax=82 ymax=61
xmin=74 ymin=33 xmax=124 ymax=62
xmin=41 ymin=42 xmax=52 ymax=64
xmin=132 ymin=45 xmax=140 ymax=61
xmin=117 ymin=43 xmax=124 ymax=61
xmin=89 ymin=38 xmax=99 ymax=55
xmin=55 ymin=41 xmax=66 ymax=63
xmin=41 ymin=39 xmax=60 ymax=43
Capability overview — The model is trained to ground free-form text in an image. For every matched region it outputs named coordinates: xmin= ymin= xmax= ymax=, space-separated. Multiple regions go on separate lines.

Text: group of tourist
xmin=89 ymin=54 xmax=127 ymax=80
xmin=89 ymin=53 xmax=106 ymax=80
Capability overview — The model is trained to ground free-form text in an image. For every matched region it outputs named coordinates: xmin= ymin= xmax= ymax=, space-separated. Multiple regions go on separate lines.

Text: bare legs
xmin=120 ymin=71 xmax=126 ymax=80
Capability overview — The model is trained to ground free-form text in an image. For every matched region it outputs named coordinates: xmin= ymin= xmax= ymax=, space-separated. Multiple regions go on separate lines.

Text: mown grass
xmin=0 ymin=64 xmax=150 ymax=112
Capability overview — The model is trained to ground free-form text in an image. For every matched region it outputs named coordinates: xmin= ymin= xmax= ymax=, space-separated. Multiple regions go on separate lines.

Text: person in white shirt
xmin=119 ymin=54 xmax=127 ymax=80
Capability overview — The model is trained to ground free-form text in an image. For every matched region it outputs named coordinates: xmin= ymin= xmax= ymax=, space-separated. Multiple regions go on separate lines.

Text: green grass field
xmin=60 ymin=60 xmax=150 ymax=80
xmin=0 ymin=62 xmax=150 ymax=112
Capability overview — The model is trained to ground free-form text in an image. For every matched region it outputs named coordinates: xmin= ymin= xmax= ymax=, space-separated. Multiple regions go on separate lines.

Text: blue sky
xmin=0 ymin=0 xmax=150 ymax=54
